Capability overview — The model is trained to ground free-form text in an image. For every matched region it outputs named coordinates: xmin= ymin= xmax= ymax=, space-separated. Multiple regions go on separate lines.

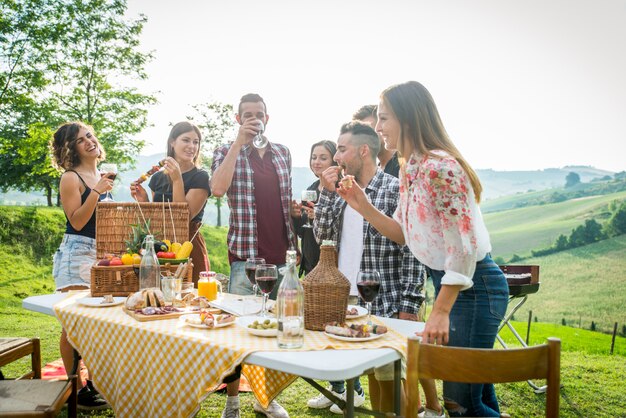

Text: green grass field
xmin=484 ymin=191 xmax=626 ymax=259
xmin=508 ymin=235 xmax=626 ymax=334
xmin=1 ymin=205 xmax=626 ymax=417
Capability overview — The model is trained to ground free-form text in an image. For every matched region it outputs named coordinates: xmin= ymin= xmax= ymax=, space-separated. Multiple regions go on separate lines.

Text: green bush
xmin=0 ymin=206 xmax=65 ymax=262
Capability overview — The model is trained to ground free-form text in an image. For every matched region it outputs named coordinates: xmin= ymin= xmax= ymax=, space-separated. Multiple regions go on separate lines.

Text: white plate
xmin=323 ymin=331 xmax=385 ymax=342
xmin=210 ymin=298 xmax=274 ymax=317
xmin=179 ymin=314 xmax=236 ymax=329
xmin=237 ymin=316 xmax=278 ymax=337
xmin=77 ymin=297 xmax=125 ymax=307
xmin=345 ymin=305 xmax=367 ymax=319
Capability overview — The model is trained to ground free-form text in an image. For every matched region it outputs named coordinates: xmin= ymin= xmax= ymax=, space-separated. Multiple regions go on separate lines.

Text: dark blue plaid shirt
xmin=313 ymin=169 xmax=426 ymax=317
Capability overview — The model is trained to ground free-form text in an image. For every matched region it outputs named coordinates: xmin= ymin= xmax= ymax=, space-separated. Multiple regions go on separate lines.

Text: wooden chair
xmin=0 ymin=337 xmax=77 ymax=418
xmin=405 ymin=337 xmax=561 ymax=418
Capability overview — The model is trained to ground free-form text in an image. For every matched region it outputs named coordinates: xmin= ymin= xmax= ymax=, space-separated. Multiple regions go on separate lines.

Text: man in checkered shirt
xmin=211 ymin=93 xmax=294 ymax=418
xmin=312 ymin=121 xmax=425 ymax=415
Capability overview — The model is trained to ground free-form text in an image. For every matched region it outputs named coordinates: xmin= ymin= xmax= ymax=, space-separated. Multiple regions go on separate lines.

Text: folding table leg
xmin=394 ymin=359 xmax=402 ymax=416
xmin=345 ymin=378 xmax=355 ymax=417
xmin=497 ymin=295 xmax=547 ymax=393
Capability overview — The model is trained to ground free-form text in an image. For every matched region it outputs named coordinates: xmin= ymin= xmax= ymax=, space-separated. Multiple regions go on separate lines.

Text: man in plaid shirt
xmin=211 ymin=93 xmax=294 ymax=418
xmin=312 ymin=121 xmax=425 ymax=415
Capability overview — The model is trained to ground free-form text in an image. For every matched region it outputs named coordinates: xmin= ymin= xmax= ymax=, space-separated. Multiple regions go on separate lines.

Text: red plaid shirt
xmin=211 ymin=142 xmax=297 ymax=260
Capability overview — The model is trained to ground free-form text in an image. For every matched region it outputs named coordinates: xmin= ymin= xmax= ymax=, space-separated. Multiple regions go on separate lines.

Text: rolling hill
xmin=484 ymin=190 xmax=626 ymax=259
xmin=510 ymin=234 xmax=626 ymax=333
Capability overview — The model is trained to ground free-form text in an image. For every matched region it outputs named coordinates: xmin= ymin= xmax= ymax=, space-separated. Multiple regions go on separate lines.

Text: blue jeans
xmin=429 ymin=254 xmax=509 ymax=417
xmin=330 ymin=377 xmax=362 ymax=395
xmin=229 ymin=261 xmax=286 ymax=301
xmin=53 ymin=234 xmax=96 ymax=291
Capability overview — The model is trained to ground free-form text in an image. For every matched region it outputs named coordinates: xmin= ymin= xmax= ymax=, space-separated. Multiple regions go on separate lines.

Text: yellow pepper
xmin=163 ymin=239 xmax=172 ymax=252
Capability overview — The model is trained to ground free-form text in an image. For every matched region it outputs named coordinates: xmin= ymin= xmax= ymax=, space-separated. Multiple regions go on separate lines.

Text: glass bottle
xmin=139 ymin=235 xmax=161 ymax=290
xmin=277 ymin=250 xmax=304 ymax=348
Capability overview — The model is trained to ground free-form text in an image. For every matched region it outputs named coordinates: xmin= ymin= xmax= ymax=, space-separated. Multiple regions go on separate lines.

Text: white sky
xmin=126 ymin=0 xmax=626 ymax=172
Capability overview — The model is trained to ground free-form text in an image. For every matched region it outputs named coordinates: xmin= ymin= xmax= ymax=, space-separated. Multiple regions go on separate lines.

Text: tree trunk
xmin=46 ymin=185 xmax=53 ymax=207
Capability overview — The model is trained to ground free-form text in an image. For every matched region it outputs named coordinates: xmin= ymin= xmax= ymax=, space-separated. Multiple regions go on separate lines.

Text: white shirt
xmin=338 ymin=204 xmax=364 ymax=295
xmin=394 ymin=151 xmax=491 ymax=290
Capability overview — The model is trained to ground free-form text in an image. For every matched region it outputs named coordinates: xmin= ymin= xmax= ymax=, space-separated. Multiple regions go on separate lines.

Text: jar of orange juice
xmin=198 ymin=271 xmax=221 ymax=301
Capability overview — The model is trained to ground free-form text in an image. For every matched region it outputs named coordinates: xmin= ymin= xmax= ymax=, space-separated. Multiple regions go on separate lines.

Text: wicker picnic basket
xmin=302 ymin=242 xmax=350 ymax=331
xmin=90 ymin=202 xmax=193 ymax=297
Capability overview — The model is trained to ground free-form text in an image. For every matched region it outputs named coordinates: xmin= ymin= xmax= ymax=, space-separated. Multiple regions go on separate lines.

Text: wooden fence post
xmin=526 ymin=310 xmax=532 ymax=344
xmin=611 ymin=322 xmax=618 ymax=355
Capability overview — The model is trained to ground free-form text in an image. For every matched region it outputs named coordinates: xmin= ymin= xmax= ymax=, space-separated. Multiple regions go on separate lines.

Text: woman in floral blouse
xmin=337 ymin=81 xmax=509 ymax=417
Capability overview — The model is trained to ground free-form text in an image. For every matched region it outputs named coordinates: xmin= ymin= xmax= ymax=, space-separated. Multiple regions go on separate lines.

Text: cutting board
xmin=124 ymin=307 xmax=222 ymax=322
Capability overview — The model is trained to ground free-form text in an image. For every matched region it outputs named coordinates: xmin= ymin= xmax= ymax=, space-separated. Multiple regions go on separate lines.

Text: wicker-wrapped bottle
xmin=302 ymin=241 xmax=350 ymax=330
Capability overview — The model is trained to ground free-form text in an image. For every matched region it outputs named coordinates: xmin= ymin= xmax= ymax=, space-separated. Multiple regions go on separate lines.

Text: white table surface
xmin=22 ymin=293 xmax=423 ymax=382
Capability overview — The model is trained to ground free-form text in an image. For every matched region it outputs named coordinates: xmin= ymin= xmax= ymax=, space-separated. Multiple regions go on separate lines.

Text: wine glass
xmin=252 ymin=120 xmax=266 ymax=149
xmin=356 ymin=270 xmax=381 ymax=324
xmin=255 ymin=263 xmax=277 ymax=317
xmin=244 ymin=257 xmax=265 ymax=298
xmin=301 ymin=190 xmax=318 ymax=228
xmin=99 ymin=163 xmax=118 ymax=202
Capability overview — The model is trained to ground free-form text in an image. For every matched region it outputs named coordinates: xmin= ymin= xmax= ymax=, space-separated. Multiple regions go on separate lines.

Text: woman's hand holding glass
xmin=98 ymin=163 xmax=117 ymax=201
xmin=301 ymin=190 xmax=318 ymax=228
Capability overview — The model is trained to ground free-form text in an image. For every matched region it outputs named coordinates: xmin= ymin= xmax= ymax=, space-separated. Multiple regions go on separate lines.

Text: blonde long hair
xmin=381 ymin=81 xmax=483 ymax=202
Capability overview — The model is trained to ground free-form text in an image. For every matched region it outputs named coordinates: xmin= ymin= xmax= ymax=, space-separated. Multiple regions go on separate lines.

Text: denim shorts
xmin=53 ymin=234 xmax=96 ymax=291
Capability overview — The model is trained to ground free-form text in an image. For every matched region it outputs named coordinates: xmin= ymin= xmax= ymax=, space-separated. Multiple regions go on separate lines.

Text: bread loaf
xmin=125 ymin=288 xmax=165 ymax=310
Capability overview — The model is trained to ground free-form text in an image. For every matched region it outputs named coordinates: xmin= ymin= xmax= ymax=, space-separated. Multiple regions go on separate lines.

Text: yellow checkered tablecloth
xmin=55 ymin=292 xmax=407 ymax=418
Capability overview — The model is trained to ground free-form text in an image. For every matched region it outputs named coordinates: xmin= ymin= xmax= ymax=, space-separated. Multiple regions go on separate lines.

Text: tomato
xmin=157 ymin=251 xmax=176 ymax=259
xmin=109 ymin=257 xmax=124 ymax=266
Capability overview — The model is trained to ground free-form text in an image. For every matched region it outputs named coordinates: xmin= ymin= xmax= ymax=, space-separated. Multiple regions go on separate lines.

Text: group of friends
xmin=50 ymin=81 xmax=510 ymax=418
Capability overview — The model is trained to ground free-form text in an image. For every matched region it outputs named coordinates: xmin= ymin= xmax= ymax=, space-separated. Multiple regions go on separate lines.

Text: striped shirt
xmin=211 ymin=142 xmax=297 ymax=261
xmin=314 ymin=169 xmax=426 ymax=317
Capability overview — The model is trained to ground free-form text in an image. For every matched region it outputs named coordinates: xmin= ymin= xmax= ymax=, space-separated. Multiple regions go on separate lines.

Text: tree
xmin=565 ymin=172 xmax=581 ymax=188
xmin=605 ymin=201 xmax=626 ymax=237
xmin=569 ymin=219 xmax=604 ymax=247
xmin=553 ymin=234 xmax=569 ymax=251
xmin=187 ymin=101 xmax=237 ymax=226
xmin=0 ymin=0 xmax=155 ymax=205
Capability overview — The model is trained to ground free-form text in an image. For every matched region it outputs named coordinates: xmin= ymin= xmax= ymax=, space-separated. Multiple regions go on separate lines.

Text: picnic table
xmin=23 ymin=291 xmax=422 ymax=418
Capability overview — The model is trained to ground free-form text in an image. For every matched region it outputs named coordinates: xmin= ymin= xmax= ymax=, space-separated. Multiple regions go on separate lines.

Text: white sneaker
xmin=253 ymin=400 xmax=289 ymax=418
xmin=418 ymin=406 xmax=446 ymax=418
xmin=306 ymin=386 xmax=343 ymax=409
xmin=329 ymin=389 xmax=366 ymax=414
xmin=221 ymin=404 xmax=240 ymax=418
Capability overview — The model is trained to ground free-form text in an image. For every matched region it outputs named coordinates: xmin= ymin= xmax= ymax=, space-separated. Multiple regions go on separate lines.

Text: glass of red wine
xmin=255 ymin=263 xmax=277 ymax=317
xmin=244 ymin=257 xmax=265 ymax=298
xmin=356 ymin=270 xmax=380 ymax=324
xmin=99 ymin=163 xmax=117 ymax=202
xmin=301 ymin=190 xmax=317 ymax=228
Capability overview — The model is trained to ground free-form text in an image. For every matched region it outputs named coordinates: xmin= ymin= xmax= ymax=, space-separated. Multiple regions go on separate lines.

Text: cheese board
xmin=123 ymin=306 xmax=221 ymax=322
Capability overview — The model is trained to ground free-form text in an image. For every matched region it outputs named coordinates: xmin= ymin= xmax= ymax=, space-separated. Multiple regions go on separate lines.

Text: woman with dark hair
xmin=130 ymin=121 xmax=211 ymax=284
xmin=291 ymin=140 xmax=338 ymax=275
xmin=51 ymin=121 xmax=113 ymax=410
xmin=338 ymin=81 xmax=509 ymax=417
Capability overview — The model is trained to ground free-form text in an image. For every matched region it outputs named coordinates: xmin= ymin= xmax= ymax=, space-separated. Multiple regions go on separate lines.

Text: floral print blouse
xmin=393 ymin=151 xmax=491 ymax=290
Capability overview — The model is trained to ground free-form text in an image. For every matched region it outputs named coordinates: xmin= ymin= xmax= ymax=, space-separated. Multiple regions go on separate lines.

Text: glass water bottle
xmin=277 ymin=250 xmax=304 ymax=348
xmin=139 ymin=235 xmax=161 ymax=290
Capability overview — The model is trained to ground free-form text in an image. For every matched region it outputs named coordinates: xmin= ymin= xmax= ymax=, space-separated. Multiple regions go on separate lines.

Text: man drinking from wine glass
xmin=312 ymin=121 xmax=426 ymax=416
xmin=211 ymin=93 xmax=296 ymax=418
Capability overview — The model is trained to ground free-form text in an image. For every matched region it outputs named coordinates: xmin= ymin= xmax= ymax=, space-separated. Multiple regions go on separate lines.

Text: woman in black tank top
xmin=50 ymin=122 xmax=113 ymax=409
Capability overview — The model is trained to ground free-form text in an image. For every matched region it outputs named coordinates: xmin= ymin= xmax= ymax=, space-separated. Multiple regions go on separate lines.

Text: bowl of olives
xmin=237 ymin=316 xmax=278 ymax=337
